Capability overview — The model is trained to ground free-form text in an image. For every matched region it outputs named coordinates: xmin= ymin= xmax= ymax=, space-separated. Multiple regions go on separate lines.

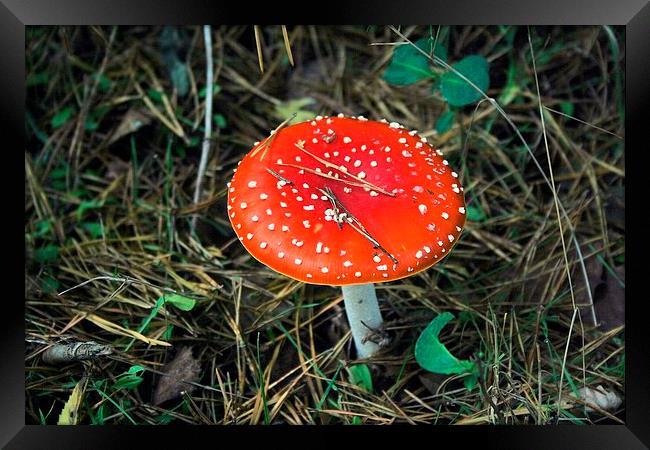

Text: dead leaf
xmin=108 ymin=108 xmax=152 ymax=145
xmin=58 ymin=376 xmax=88 ymax=425
xmin=593 ymin=266 xmax=625 ymax=332
xmin=576 ymin=246 xmax=624 ymax=332
xmin=575 ymin=385 xmax=622 ymax=412
xmin=152 ymin=346 xmax=201 ymax=405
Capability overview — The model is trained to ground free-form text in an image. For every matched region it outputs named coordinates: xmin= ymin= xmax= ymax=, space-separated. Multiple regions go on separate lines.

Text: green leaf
xmin=147 ymin=89 xmax=164 ymax=103
xmin=383 ymin=38 xmax=436 ymax=86
xmin=32 ymin=219 xmax=54 ymax=239
xmin=466 ymin=204 xmax=486 ymax=222
xmin=126 ymin=365 xmax=146 ymax=375
xmin=113 ymin=365 xmax=145 ymax=390
xmin=40 ymin=275 xmax=60 ymax=294
xmin=198 ymin=83 xmax=222 ymax=98
xmin=76 ymin=199 xmax=104 ymax=221
xmin=415 ymin=312 xmax=475 ymax=375
xmin=435 ymin=110 xmax=455 ymax=134
xmin=440 ymin=55 xmax=490 ymax=107
xmin=34 ymin=245 xmax=59 ymax=264
xmin=27 ymin=71 xmax=50 ymax=87
xmin=497 ymin=58 xmax=519 ymax=106
xmin=560 ymin=101 xmax=575 ymax=116
xmin=273 ymin=97 xmax=316 ymax=124
xmin=214 ymin=113 xmax=227 ymax=129
xmin=348 ymin=364 xmax=373 ymax=393
xmin=113 ymin=374 xmax=143 ymax=390
xmin=165 ymin=294 xmax=196 ymax=311
xmin=51 ymin=106 xmax=75 ymax=129
xmin=170 ymin=61 xmax=189 ymax=97
xmin=81 ymin=222 xmax=104 ymax=239
xmin=96 ymin=74 xmax=112 ymax=93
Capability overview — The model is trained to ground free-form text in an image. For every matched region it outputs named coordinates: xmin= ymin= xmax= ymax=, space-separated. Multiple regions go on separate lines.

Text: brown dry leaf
xmin=152 ymin=346 xmax=201 ymax=405
xmin=593 ymin=266 xmax=625 ymax=332
xmin=576 ymin=245 xmax=624 ymax=332
xmin=108 ymin=108 xmax=152 ymax=145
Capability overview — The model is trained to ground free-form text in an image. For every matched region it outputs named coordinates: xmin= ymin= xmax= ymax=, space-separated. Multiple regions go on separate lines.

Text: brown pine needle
xmin=281 ymin=25 xmax=294 ymax=66
xmin=254 ymin=25 xmax=264 ymax=73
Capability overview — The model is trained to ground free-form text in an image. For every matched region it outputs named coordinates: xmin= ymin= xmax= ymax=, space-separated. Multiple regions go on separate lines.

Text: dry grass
xmin=25 ymin=25 xmax=624 ymax=425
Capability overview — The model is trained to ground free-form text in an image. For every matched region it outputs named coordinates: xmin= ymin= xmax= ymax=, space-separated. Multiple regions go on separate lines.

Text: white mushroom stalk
xmin=341 ymin=283 xmax=383 ymax=359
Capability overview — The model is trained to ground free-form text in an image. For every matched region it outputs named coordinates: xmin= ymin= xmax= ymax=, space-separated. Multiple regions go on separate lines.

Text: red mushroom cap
xmin=227 ymin=115 xmax=466 ymax=285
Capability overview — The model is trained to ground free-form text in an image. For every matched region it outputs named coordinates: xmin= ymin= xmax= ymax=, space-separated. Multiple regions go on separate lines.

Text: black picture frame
xmin=8 ymin=1 xmax=648 ymax=448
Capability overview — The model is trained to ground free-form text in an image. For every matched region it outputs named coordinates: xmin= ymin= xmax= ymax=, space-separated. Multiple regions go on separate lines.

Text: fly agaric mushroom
xmin=227 ymin=115 xmax=466 ymax=359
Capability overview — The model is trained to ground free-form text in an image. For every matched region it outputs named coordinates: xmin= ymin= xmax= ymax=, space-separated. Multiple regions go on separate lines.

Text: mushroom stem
xmin=341 ymin=283 xmax=383 ymax=359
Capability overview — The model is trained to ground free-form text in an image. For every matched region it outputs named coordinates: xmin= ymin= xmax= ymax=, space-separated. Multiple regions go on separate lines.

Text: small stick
xmin=250 ymin=113 xmax=297 ymax=161
xmin=318 ymin=187 xmax=399 ymax=265
xmin=294 ymin=141 xmax=395 ymax=196
xmin=42 ymin=341 xmax=113 ymax=365
xmin=191 ymin=25 xmax=214 ymax=235
xmin=266 ymin=168 xmax=294 ymax=185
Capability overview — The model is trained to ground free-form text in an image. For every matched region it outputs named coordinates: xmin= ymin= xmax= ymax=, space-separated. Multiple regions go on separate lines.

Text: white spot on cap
xmin=448 ymin=234 xmax=455 ymax=242
xmin=442 ymin=212 xmax=449 ymax=219
xmin=398 ymin=137 xmax=407 ymax=143
xmin=246 ymin=233 xmax=254 ymax=240
xmin=354 ymin=271 xmax=362 ymax=277
xmin=377 ymin=265 xmax=388 ymax=271
xmin=294 ymin=258 xmax=302 ymax=265
xmin=343 ymin=137 xmax=352 ymax=144
xmin=459 ymin=207 xmax=466 ymax=214
xmin=251 ymin=215 xmax=259 ymax=222
xmin=358 ymin=171 xmax=366 ymax=179
xmin=418 ymin=204 xmax=428 ymax=215
xmin=303 ymin=205 xmax=315 ymax=211
xmin=248 ymin=181 xmax=257 ymax=188
xmin=316 ymin=242 xmax=323 ymax=253
xmin=415 ymin=251 xmax=423 ymax=259
xmin=343 ymin=261 xmax=353 ymax=267
xmin=402 ymin=150 xmax=412 ymax=157
xmin=240 ymin=202 xmax=248 ymax=209
xmin=373 ymin=255 xmax=381 ymax=263
xmin=259 ymin=193 xmax=268 ymax=200
xmin=267 ymin=224 xmax=275 ymax=231
xmin=278 ymin=252 xmax=285 ymax=258
xmin=260 ymin=242 xmax=267 ymax=249
xmin=282 ymin=225 xmax=289 ymax=232
xmin=303 ymin=220 xmax=311 ymax=228
xmin=354 ymin=160 xmax=362 ymax=168
xmin=321 ymin=267 xmax=329 ymax=273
